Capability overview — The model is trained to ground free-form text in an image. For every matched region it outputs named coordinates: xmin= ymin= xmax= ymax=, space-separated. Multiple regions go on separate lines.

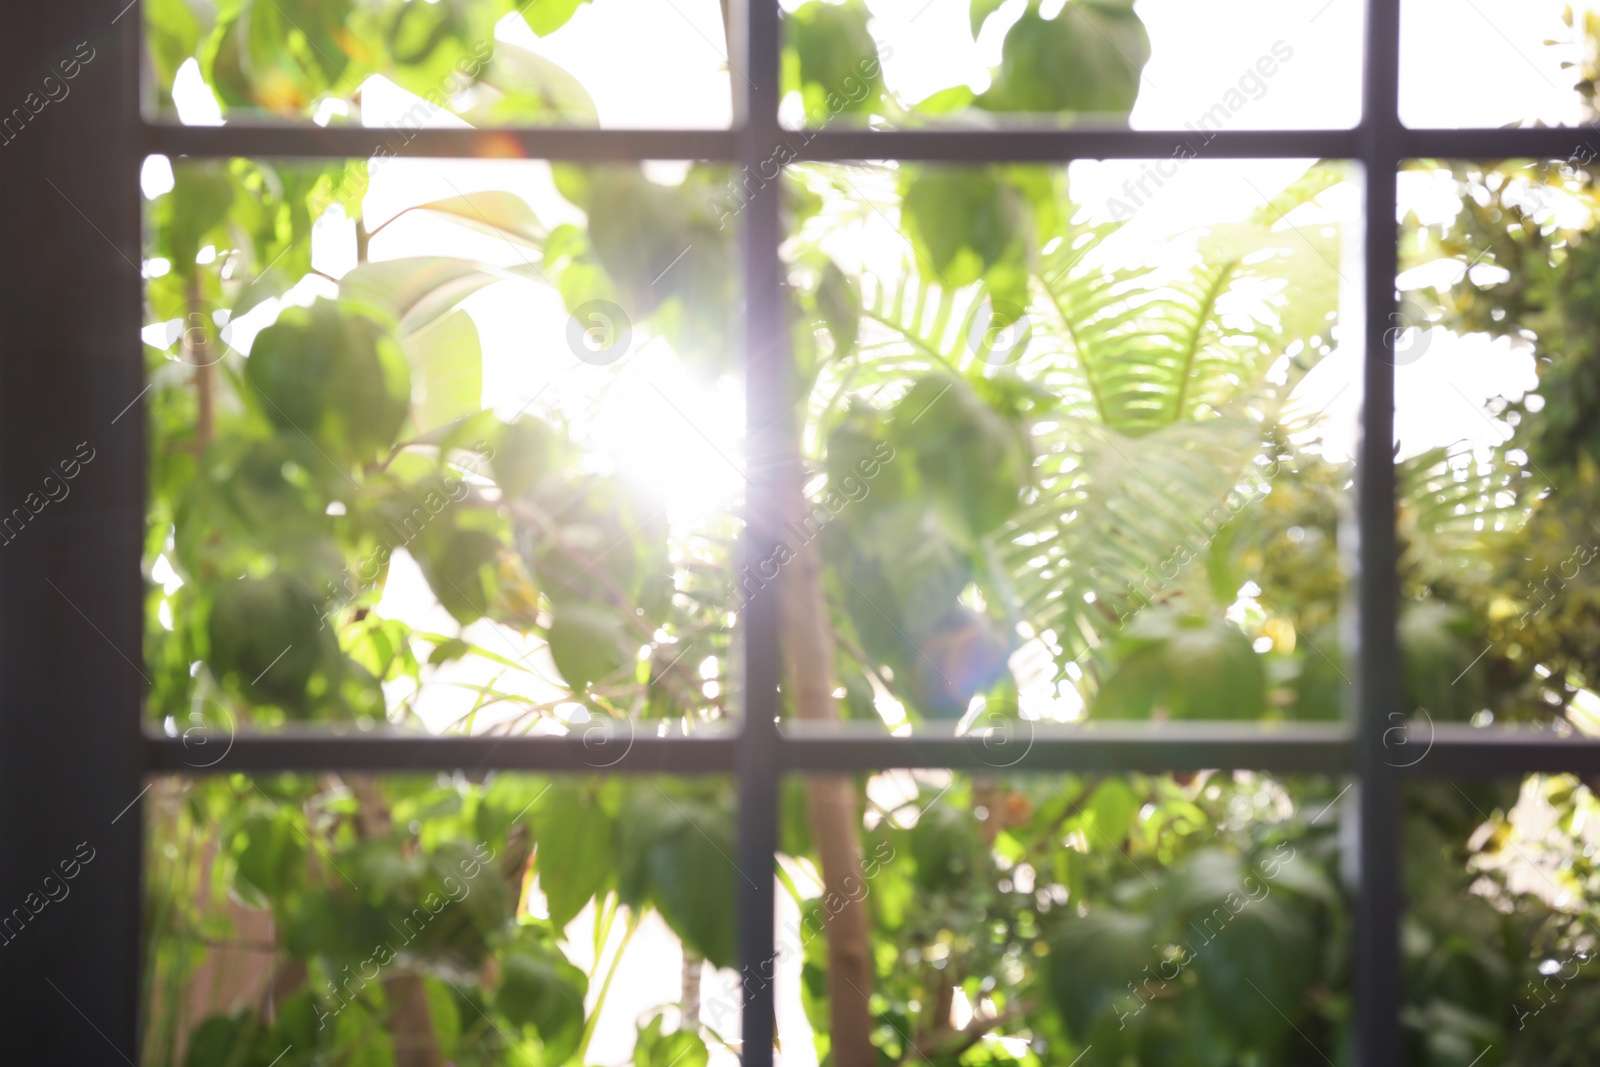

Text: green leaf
xmin=147 ymin=0 xmax=204 ymax=101
xmin=341 ymin=256 xmax=520 ymax=335
xmin=207 ymin=0 xmax=356 ymax=116
xmin=899 ymin=169 xmax=1031 ymax=291
xmin=496 ymin=941 xmax=588 ymax=1062
xmin=831 ymin=502 xmax=971 ymax=676
xmin=908 ymin=800 xmax=985 ymax=891
xmin=414 ymin=526 xmax=502 ymax=626
xmin=332 ymin=1003 xmax=396 ymax=1066
xmin=411 ymin=841 xmax=510 ymax=967
xmin=980 ymin=0 xmax=1150 ymax=116
xmin=475 ymin=774 xmax=550 ymax=844
xmin=1047 ymin=909 xmax=1151 ymax=1037
xmin=428 ymin=636 xmax=471 ymax=666
xmin=167 ymin=163 xmax=236 ymax=270
xmin=535 ymin=784 xmax=614 ymax=929
xmin=245 ymin=298 xmax=412 ymax=464
xmin=1259 ymin=845 xmax=1339 ymax=906
xmin=970 ymin=0 xmax=1009 ymax=37
xmin=1085 ymin=778 xmax=1139 ymax=845
xmin=230 ymin=810 xmax=306 ymax=906
xmin=618 ymin=785 xmax=737 ymax=968
xmin=1093 ymin=609 xmax=1266 ymax=721
xmin=523 ymin=0 xmax=591 ymax=36
xmin=816 ymin=258 xmax=861 ymax=358
xmin=913 ymin=84 xmax=977 ymax=115
xmin=635 ymin=1014 xmax=710 ymax=1067
xmin=206 ymin=572 xmax=339 ymax=716
xmin=1287 ymin=624 xmax=1349 ymax=722
xmin=1158 ymin=848 xmax=1319 ymax=1045
xmin=400 ymin=307 xmax=482 ymax=435
xmin=893 ymin=375 xmax=1032 ymax=539
xmin=406 ymin=191 xmax=546 ymax=250
xmin=824 ymin=404 xmax=906 ymax=526
xmin=1400 ymin=600 xmax=1487 ymax=721
xmin=424 ymin=978 xmax=462 ymax=1059
xmin=491 ymin=416 xmax=561 ymax=500
xmin=1398 ymin=446 xmax=1526 ymax=588
xmin=579 ymin=166 xmax=736 ymax=376
xmin=480 ymin=43 xmax=598 ymax=124
xmin=547 ymin=602 xmax=636 ymax=695
xmin=182 ymin=1013 xmax=255 ymax=1067
xmin=784 ymin=0 xmax=884 ymax=122
xmin=1196 ymin=896 xmax=1317 ymax=1043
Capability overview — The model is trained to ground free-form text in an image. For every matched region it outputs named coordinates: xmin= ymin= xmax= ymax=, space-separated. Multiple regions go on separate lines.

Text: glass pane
xmin=144 ymin=0 xmax=734 ymax=128
xmin=143 ymin=773 xmax=739 ymax=1066
xmin=142 ymin=156 xmax=741 ymax=738
xmin=775 ymin=159 xmax=1356 ymax=737
xmin=1393 ymin=159 xmax=1600 ymax=745
xmin=1402 ymin=775 xmax=1600 ymax=1064
xmin=777 ymin=0 xmax=1360 ymax=131
xmin=782 ymin=770 xmax=1346 ymax=1064
xmin=1401 ymin=0 xmax=1597 ymax=129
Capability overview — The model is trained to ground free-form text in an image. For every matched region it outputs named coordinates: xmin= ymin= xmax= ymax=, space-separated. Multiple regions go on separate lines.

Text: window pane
xmin=777 ymin=160 xmax=1356 ymax=735
xmin=1393 ymin=160 xmax=1600 ymax=744
xmin=1402 ymin=775 xmax=1600 ymax=1064
xmin=777 ymin=0 xmax=1360 ymax=131
xmin=142 ymin=157 xmax=741 ymax=738
xmin=143 ymin=0 xmax=734 ymax=128
xmin=1400 ymin=0 xmax=1597 ymax=129
xmin=782 ymin=770 xmax=1346 ymax=1064
xmin=142 ymin=772 xmax=739 ymax=1066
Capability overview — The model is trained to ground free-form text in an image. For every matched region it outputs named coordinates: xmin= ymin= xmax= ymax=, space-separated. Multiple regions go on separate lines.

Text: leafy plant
xmin=139 ymin=2 xmax=1600 ymax=1065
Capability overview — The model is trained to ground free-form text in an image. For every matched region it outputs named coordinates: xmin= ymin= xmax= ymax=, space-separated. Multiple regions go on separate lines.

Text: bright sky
xmin=148 ymin=2 xmax=1600 ymax=1062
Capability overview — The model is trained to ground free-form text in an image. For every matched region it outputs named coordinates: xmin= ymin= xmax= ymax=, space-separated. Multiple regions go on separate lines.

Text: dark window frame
xmin=4 ymin=1 xmax=1597 ymax=1061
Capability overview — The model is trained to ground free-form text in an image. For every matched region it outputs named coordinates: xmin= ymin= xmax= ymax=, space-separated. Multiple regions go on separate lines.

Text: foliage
xmin=139 ymin=1 xmax=1600 ymax=1065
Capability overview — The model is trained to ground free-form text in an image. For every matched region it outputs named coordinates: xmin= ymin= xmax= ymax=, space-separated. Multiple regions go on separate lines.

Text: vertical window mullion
xmin=0 ymin=7 xmax=145 ymax=1061
xmin=735 ymin=1 xmax=785 ymax=1063
xmin=1354 ymin=0 xmax=1405 ymax=1064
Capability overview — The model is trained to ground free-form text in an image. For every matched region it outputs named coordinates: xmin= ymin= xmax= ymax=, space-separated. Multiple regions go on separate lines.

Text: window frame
xmin=5 ymin=1 xmax=1598 ymax=1061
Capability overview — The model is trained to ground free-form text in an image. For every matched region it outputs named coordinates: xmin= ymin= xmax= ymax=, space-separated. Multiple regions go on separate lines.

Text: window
xmin=3 ymin=1 xmax=1596 ymax=1063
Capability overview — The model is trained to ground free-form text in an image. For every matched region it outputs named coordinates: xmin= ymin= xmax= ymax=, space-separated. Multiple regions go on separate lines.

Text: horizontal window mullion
xmin=1401 ymin=725 xmax=1600 ymax=777
xmin=1402 ymin=125 xmax=1600 ymax=160
xmin=797 ymin=127 xmax=1360 ymax=162
xmin=141 ymin=123 xmax=743 ymax=162
xmin=146 ymin=723 xmax=1600 ymax=778
xmin=143 ymin=730 xmax=739 ymax=775
xmin=147 ymin=123 xmax=1597 ymax=167
xmin=144 ymin=123 xmax=1359 ymax=164
xmin=780 ymin=722 xmax=1352 ymax=773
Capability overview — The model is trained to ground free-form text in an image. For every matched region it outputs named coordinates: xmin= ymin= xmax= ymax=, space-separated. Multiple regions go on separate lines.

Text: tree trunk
xmin=384 ymin=972 xmax=444 ymax=1067
xmin=347 ymin=776 xmax=444 ymax=1067
xmin=681 ymin=948 xmax=703 ymax=1030
xmin=778 ymin=494 xmax=876 ymax=1067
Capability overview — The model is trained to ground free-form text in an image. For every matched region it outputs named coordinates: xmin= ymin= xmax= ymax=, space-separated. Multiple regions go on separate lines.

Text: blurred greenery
xmin=141 ymin=1 xmax=1600 ymax=1065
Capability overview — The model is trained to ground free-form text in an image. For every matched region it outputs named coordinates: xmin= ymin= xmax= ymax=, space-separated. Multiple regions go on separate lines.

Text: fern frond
xmin=1399 ymin=445 xmax=1531 ymax=584
xmin=1003 ymin=416 xmax=1268 ymax=680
